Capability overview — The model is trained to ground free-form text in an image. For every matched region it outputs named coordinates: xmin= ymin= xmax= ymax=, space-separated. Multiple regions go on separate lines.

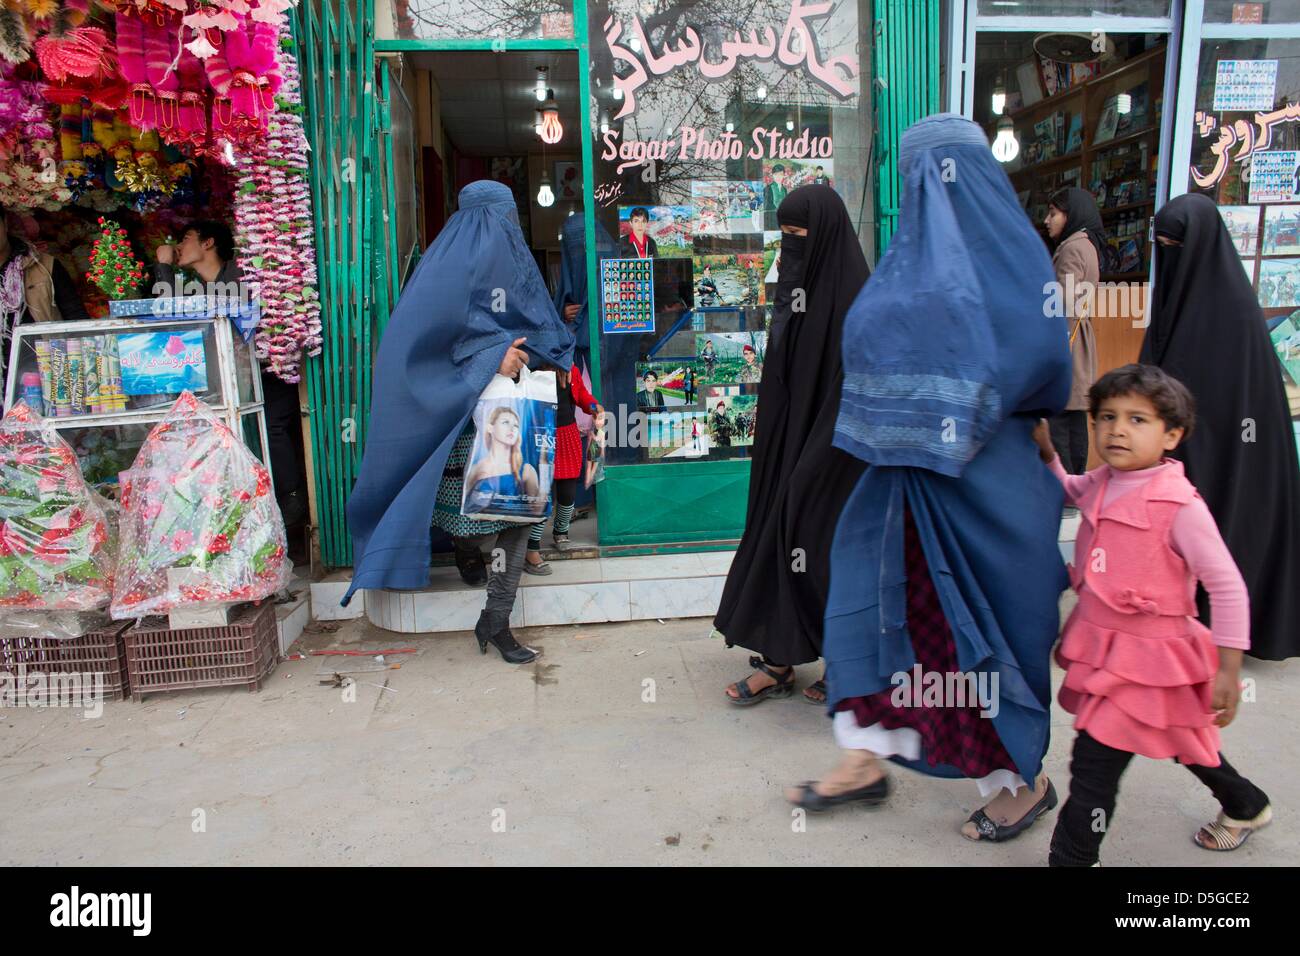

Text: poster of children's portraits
xmin=646 ymin=410 xmax=711 ymax=459
xmin=691 ymin=180 xmax=764 ymax=235
xmin=618 ymin=205 xmax=693 ymax=258
xmin=692 ymin=254 xmax=766 ymax=308
xmin=1258 ymin=258 xmax=1300 ymax=308
xmin=555 ymin=162 xmax=581 ymax=202
xmin=1219 ymin=205 xmax=1260 ymax=255
xmin=696 ymin=331 xmax=767 ymax=385
xmin=705 ymin=385 xmax=758 ymax=449
xmin=1263 ymin=205 xmax=1300 ymax=256
xmin=633 ymin=360 xmax=702 ymax=409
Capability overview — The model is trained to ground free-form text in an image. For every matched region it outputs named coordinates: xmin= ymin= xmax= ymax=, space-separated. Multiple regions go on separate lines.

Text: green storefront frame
xmin=296 ymin=2 xmax=942 ymax=566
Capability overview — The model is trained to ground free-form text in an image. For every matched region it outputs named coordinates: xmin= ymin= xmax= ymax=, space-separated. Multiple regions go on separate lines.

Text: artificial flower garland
xmin=232 ymin=19 xmax=320 ymax=383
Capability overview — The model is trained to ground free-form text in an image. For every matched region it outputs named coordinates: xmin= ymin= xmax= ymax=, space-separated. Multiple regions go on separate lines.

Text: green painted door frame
xmin=294 ymin=0 xmax=384 ymax=568
xmin=294 ymin=2 xmax=940 ymax=563
xmin=873 ymin=0 xmax=942 ymax=255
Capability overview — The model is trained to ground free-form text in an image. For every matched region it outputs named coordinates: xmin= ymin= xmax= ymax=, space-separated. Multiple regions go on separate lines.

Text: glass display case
xmin=2 ymin=314 xmax=269 ymax=489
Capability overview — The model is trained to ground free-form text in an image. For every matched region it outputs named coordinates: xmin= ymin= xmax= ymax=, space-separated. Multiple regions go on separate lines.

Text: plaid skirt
xmin=835 ymin=508 xmax=1017 ymax=779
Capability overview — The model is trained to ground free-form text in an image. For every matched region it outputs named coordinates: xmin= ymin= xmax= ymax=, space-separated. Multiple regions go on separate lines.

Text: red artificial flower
xmin=206 ymin=533 xmax=231 ymax=555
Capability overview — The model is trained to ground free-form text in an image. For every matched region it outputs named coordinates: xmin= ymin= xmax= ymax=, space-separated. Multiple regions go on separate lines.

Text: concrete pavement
xmin=1 ymin=612 xmax=1294 ymax=866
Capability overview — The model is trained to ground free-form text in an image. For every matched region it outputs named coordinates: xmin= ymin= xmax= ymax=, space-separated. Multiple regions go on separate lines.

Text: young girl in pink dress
xmin=1035 ymin=364 xmax=1272 ymax=866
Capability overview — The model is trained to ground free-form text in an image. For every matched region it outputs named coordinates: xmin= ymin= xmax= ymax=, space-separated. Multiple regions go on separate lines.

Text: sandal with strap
xmin=803 ymin=678 xmax=827 ymax=704
xmin=964 ymin=780 xmax=1058 ymax=843
xmin=726 ymin=655 xmax=795 ymax=706
xmin=1194 ymin=805 xmax=1272 ymax=852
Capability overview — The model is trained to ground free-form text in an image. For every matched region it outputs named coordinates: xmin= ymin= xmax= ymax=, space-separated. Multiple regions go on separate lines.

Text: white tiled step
xmin=362 ymin=551 xmax=735 ymax=633
xmin=315 ymin=513 xmax=1081 ymax=633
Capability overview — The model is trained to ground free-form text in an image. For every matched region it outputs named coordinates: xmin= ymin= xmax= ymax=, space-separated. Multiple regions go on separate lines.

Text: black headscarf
xmin=714 ymin=184 xmax=871 ymax=664
xmin=1142 ymin=192 xmax=1300 ymax=660
xmin=1049 ymin=187 xmax=1106 ymax=263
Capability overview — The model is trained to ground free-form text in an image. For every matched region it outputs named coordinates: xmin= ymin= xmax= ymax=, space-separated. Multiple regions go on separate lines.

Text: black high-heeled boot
xmin=474 ymin=611 xmax=537 ymax=664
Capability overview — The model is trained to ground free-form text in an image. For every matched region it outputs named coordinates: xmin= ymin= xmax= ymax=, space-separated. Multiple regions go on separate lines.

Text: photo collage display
xmin=1219 ymin=204 xmax=1300 ymax=406
xmin=598 ymin=126 xmax=839 ymax=464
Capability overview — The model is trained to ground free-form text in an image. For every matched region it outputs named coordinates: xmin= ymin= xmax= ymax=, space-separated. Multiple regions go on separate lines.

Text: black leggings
xmin=1049 ymin=730 xmax=1270 ymax=866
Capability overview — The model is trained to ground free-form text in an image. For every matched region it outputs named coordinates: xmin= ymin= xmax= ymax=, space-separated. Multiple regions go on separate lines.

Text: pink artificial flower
xmin=170 ymin=529 xmax=194 ymax=552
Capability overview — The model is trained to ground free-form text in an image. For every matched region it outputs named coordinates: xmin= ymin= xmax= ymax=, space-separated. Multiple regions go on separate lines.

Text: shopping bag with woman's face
xmin=461 ymin=365 xmax=557 ymax=522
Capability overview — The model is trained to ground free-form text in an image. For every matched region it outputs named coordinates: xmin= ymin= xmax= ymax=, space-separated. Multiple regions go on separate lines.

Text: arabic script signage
xmin=1191 ymin=104 xmax=1300 ymax=190
xmin=603 ymin=0 xmax=860 ymax=120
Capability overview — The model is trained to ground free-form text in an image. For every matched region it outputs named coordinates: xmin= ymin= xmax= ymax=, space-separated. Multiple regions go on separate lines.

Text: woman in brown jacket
xmin=1043 ymin=187 xmax=1103 ymax=474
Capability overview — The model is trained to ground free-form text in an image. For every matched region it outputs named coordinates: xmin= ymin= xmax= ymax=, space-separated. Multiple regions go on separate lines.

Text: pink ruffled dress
xmin=1053 ymin=457 xmax=1249 ymax=767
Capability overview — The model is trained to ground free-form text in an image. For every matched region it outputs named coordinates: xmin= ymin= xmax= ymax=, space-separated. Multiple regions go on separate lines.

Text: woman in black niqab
xmin=1143 ymin=192 xmax=1300 ymax=660
xmin=715 ymin=184 xmax=871 ymax=702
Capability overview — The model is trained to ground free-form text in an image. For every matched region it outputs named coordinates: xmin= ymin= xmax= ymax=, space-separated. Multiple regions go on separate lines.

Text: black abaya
xmin=1142 ymin=193 xmax=1300 ymax=660
xmin=713 ymin=185 xmax=870 ymax=664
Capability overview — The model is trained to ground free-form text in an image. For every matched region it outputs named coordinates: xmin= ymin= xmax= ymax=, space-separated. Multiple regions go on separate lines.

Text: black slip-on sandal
xmin=788 ymin=774 xmax=890 ymax=812
xmin=964 ymin=780 xmax=1058 ymax=843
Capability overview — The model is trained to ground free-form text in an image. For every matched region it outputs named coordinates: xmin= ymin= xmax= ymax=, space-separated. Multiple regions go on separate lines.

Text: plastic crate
xmin=0 ymin=621 xmax=132 ymax=702
xmin=124 ymin=602 xmax=279 ymax=702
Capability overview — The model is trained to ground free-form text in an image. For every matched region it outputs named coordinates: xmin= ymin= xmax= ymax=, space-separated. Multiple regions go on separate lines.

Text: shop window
xmin=1188 ymin=37 xmax=1300 ymax=433
xmin=586 ymin=0 xmax=870 ymax=467
xmin=392 ymin=0 xmax=575 ymax=40
xmin=975 ymin=32 xmax=1167 ymax=282
xmin=976 ymin=1 xmax=1170 ymax=16
xmin=1205 ymin=1 xmax=1300 ymax=22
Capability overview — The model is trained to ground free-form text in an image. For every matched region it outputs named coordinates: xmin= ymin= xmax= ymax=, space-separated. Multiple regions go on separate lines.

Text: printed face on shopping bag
xmin=488 ymin=407 xmax=522 ymax=449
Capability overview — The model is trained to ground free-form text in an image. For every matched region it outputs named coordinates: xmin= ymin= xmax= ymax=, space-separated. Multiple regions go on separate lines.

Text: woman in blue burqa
xmin=792 ymin=115 xmax=1074 ymax=843
xmin=343 ymin=180 xmax=575 ymax=664
xmin=547 ymin=213 xmax=616 ymax=520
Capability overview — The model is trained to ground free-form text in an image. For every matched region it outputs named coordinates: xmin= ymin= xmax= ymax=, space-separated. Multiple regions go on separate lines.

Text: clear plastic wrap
xmin=109 ymin=392 xmax=291 ymax=619
xmin=0 ymin=402 xmax=116 ymax=612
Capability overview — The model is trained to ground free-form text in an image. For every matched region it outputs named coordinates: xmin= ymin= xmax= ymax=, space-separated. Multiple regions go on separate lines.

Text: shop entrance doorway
xmin=404 ymin=50 xmax=598 ymax=555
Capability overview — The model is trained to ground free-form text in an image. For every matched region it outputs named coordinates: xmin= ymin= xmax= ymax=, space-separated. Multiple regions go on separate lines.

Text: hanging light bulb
xmin=600 ymin=111 xmax=610 ymax=135
xmin=755 ymin=84 xmax=767 ymax=100
xmin=567 ymin=205 xmax=577 ymax=217
xmin=534 ymin=67 xmax=548 ymax=103
xmin=537 ymin=171 xmax=555 ymax=207
xmin=612 ymin=85 xmax=623 ymax=101
xmin=539 ymin=89 xmax=563 ymax=144
xmin=1116 ymin=92 xmax=1132 ymax=115
xmin=785 ymin=115 xmax=795 ymax=131
xmin=535 ymin=112 xmax=543 ymax=136
xmin=991 ymin=116 xmax=1019 ymax=163
xmin=725 ymin=120 xmax=734 ymax=133
xmin=992 ymin=73 xmax=1006 ymax=116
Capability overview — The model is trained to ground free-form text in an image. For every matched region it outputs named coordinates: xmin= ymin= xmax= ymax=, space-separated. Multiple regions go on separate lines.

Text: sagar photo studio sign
xmin=594 ymin=0 xmax=860 ymax=176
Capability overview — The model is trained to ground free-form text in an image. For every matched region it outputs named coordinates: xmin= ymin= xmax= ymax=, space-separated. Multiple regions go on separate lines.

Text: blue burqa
xmin=552 ymin=214 xmax=616 ymax=357
xmin=343 ymin=180 xmax=574 ymax=604
xmin=825 ymin=115 xmax=1072 ymax=784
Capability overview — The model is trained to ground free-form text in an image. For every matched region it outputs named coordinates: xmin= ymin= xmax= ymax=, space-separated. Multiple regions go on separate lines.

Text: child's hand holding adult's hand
xmin=1032 ymin=418 xmax=1056 ymax=463
xmin=498 ymin=337 xmax=529 ymax=378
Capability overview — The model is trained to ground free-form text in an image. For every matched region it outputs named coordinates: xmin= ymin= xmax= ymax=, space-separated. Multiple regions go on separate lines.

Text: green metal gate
xmin=873 ymin=0 xmax=942 ymax=255
xmin=293 ymin=0 xmax=395 ymax=567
